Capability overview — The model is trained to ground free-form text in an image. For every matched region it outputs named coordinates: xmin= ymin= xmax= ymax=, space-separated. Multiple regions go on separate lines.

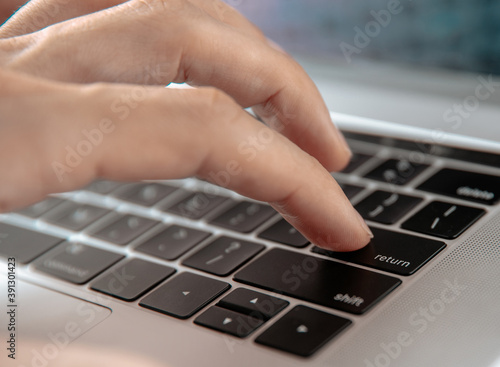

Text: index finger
xmin=0 ymin=70 xmax=371 ymax=251
xmin=86 ymin=86 xmax=373 ymax=251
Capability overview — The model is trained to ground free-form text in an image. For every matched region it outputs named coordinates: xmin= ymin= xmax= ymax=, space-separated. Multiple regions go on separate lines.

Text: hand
xmin=0 ymin=0 xmax=373 ymax=251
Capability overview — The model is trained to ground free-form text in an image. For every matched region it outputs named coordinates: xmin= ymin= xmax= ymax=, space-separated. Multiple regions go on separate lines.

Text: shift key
xmin=313 ymin=227 xmax=446 ymax=276
xmin=234 ymin=249 xmax=401 ymax=315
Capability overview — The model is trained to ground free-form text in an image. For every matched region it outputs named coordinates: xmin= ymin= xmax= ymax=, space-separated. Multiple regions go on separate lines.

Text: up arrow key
xmin=249 ymin=298 xmax=258 ymax=304
xmin=223 ymin=318 xmax=232 ymax=325
xmin=296 ymin=325 xmax=309 ymax=334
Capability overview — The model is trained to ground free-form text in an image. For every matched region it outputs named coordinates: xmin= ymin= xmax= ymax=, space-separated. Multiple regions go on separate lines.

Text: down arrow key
xmin=195 ymin=306 xmax=264 ymax=338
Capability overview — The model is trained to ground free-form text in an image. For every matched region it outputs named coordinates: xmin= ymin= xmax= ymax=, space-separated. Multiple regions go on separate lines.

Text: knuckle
xmin=129 ymin=0 xmax=204 ymax=42
xmin=131 ymin=0 xmax=188 ymax=15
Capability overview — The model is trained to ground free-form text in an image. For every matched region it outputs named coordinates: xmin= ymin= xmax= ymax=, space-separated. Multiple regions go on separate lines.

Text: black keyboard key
xmin=183 ymin=237 xmax=265 ymax=276
xmin=218 ymin=288 xmax=289 ymax=320
xmin=33 ymin=242 xmax=123 ymax=284
xmin=165 ymin=191 xmax=228 ymax=219
xmin=85 ymin=180 xmax=123 ymax=194
xmin=355 ymin=191 xmax=423 ymax=224
xmin=210 ymin=201 xmax=276 ymax=233
xmin=338 ymin=183 xmax=364 ymax=200
xmin=194 ymin=306 xmax=264 ymax=338
xmin=365 ymin=159 xmax=429 ymax=185
xmin=91 ymin=259 xmax=175 ymax=301
xmin=255 ymin=305 xmax=351 ymax=357
xmin=42 ymin=202 xmax=109 ymax=231
xmin=313 ymin=227 xmax=446 ymax=276
xmin=139 ymin=272 xmax=230 ymax=319
xmin=341 ymin=153 xmax=372 ymax=173
xmin=0 ymin=223 xmax=63 ymax=264
xmin=135 ymin=225 xmax=210 ymax=261
xmin=258 ymin=219 xmax=309 ymax=248
xmin=16 ymin=197 xmax=64 ymax=218
xmin=113 ymin=183 xmax=178 ymax=207
xmin=234 ymin=249 xmax=401 ymax=314
xmin=90 ymin=215 xmax=158 ymax=245
xmin=417 ymin=168 xmax=500 ymax=205
xmin=402 ymin=201 xmax=485 ymax=239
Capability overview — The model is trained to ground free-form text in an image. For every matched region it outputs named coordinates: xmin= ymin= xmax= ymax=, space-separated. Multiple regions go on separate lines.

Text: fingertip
xmin=312 ymin=232 xmax=371 ymax=253
xmin=335 ymin=126 xmax=353 ymax=160
xmin=304 ymin=218 xmax=373 ymax=253
xmin=268 ymin=169 xmax=373 ymax=253
xmin=355 ymin=211 xmax=374 ymax=239
xmin=317 ymin=231 xmax=372 ymax=253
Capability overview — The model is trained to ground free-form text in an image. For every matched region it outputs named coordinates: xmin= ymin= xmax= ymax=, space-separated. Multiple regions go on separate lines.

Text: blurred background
xmin=2 ymin=1 xmax=499 ymax=76
xmin=225 ymin=0 xmax=500 ymax=76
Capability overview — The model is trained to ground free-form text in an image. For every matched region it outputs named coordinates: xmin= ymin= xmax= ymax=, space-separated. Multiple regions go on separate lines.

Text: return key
xmin=313 ymin=227 xmax=446 ymax=276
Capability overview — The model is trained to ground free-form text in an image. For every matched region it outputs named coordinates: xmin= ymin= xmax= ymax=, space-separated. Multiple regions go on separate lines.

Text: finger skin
xmin=2 ymin=0 xmax=351 ymax=172
xmin=0 ymin=70 xmax=371 ymax=251
xmin=0 ymin=69 xmax=99 ymax=206
xmin=0 ymin=0 xmax=265 ymax=41
xmin=0 ymin=0 xmax=125 ymax=38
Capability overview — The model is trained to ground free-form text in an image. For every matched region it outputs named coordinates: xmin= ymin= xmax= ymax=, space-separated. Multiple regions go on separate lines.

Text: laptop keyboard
xmin=1 ymin=142 xmax=499 ymax=358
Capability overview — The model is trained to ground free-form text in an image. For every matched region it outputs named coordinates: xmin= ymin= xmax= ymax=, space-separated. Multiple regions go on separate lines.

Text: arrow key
xmin=255 ymin=305 xmax=352 ymax=357
xmin=195 ymin=306 xmax=264 ymax=338
xmin=140 ymin=272 xmax=230 ymax=319
xmin=218 ymin=288 xmax=288 ymax=320
xmin=296 ymin=324 xmax=309 ymax=333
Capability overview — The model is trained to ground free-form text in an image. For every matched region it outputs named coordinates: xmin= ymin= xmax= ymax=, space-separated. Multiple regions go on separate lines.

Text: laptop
xmin=2 ymin=2 xmax=500 ymax=366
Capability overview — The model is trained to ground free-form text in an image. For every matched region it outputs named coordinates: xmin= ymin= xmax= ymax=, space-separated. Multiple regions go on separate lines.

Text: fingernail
xmin=355 ymin=211 xmax=374 ymax=239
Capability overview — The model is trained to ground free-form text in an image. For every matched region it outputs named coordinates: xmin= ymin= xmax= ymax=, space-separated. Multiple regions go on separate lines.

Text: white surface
xmin=331 ymin=111 xmax=500 ymax=154
xmin=299 ymin=57 xmax=500 ymax=143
